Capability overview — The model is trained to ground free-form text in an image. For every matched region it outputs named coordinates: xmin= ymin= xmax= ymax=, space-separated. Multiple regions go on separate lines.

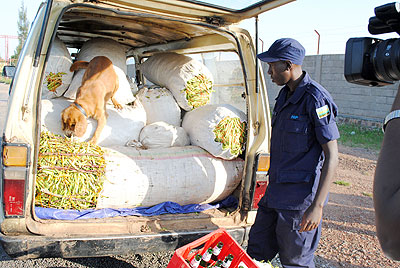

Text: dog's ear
xmin=74 ymin=113 xmax=88 ymax=137
xmin=61 ymin=106 xmax=74 ymax=130
xmin=61 ymin=108 xmax=68 ymax=131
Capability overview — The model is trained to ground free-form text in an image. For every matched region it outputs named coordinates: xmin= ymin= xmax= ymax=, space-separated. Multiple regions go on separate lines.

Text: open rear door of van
xmin=101 ymin=0 xmax=295 ymax=25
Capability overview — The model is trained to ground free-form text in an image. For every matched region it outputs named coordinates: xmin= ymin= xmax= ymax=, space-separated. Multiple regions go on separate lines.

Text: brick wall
xmin=262 ymin=54 xmax=399 ymax=124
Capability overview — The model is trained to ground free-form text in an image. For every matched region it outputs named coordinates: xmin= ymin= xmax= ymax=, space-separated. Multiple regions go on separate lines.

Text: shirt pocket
xmin=282 ymin=118 xmax=309 ymax=152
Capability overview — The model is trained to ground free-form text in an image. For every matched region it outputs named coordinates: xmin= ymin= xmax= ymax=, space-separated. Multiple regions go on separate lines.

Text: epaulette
xmin=304 ymin=82 xmax=329 ymax=101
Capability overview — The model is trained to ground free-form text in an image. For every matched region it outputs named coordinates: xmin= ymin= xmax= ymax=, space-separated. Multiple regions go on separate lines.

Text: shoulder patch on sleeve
xmin=316 ymin=105 xmax=330 ymax=119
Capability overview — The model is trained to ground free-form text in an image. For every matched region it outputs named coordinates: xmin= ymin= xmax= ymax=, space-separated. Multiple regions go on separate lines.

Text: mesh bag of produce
xmin=35 ymin=131 xmax=106 ymax=210
xmin=41 ymin=37 xmax=74 ymax=99
xmin=136 ymin=86 xmax=181 ymax=126
xmin=141 ymin=52 xmax=213 ymax=111
xmin=182 ymin=104 xmax=247 ymax=160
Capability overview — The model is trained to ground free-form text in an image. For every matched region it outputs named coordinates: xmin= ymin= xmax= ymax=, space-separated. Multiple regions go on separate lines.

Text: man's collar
xmin=73 ymin=102 xmax=87 ymax=117
xmin=287 ymin=71 xmax=310 ymax=104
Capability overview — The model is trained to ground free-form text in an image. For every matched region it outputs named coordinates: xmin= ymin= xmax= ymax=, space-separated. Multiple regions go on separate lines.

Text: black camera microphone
xmin=373 ymin=2 xmax=400 ymax=35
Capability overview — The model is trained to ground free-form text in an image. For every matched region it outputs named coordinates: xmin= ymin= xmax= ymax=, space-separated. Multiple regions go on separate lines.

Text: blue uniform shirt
xmin=265 ymin=72 xmax=340 ymax=210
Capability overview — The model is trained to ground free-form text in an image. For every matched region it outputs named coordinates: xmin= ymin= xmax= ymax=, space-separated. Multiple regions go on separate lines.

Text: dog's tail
xmin=70 ymin=61 xmax=89 ymax=72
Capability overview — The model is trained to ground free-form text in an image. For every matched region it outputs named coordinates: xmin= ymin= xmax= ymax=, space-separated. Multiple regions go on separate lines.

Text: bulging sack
xmin=41 ymin=37 xmax=74 ymax=99
xmin=96 ymin=146 xmax=244 ymax=208
xmin=40 ymin=97 xmax=146 ymax=147
xmin=141 ymin=52 xmax=213 ymax=111
xmin=64 ymin=38 xmax=135 ymax=105
xmin=182 ymin=104 xmax=247 ymax=160
xmin=139 ymin=122 xmax=190 ymax=149
xmin=136 ymin=86 xmax=181 ymax=126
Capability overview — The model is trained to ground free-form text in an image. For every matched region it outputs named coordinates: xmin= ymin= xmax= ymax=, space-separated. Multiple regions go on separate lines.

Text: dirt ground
xmin=310 ymin=145 xmax=400 ymax=268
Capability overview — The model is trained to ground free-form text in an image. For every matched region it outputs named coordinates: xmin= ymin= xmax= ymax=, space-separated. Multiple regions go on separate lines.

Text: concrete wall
xmin=262 ymin=54 xmax=399 ymax=124
xmin=131 ymin=54 xmax=397 ymax=125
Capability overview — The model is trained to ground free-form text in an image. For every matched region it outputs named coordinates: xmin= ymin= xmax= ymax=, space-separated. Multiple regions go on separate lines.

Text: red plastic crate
xmin=167 ymin=228 xmax=257 ymax=268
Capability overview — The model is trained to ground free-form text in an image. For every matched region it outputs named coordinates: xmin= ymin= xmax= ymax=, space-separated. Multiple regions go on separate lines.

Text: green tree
xmin=13 ymin=1 xmax=30 ymax=61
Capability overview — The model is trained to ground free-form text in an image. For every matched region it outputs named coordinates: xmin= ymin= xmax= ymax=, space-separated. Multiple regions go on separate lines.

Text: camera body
xmin=344 ymin=2 xmax=400 ymax=87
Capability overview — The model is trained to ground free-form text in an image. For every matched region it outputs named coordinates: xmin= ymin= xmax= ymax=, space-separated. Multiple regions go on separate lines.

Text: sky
xmin=0 ymin=0 xmax=399 ymax=60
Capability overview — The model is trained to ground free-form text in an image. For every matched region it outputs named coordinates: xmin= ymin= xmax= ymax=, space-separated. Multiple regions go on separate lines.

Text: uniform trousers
xmin=247 ymin=202 xmax=321 ymax=268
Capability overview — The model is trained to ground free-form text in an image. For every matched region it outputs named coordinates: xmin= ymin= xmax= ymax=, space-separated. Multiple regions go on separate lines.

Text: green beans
xmin=35 ymin=131 xmax=106 ymax=210
xmin=184 ymin=73 xmax=213 ymax=109
xmin=213 ymin=117 xmax=247 ymax=157
xmin=44 ymin=72 xmax=66 ymax=92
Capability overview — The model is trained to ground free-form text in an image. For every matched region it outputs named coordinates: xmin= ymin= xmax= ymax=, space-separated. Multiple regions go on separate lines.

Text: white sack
xmin=64 ymin=38 xmax=135 ymax=105
xmin=182 ymin=104 xmax=247 ymax=160
xmin=136 ymin=86 xmax=181 ymax=126
xmin=40 ymin=97 xmax=146 ymax=147
xmin=139 ymin=122 xmax=190 ymax=149
xmin=41 ymin=37 xmax=74 ymax=99
xmin=97 ymin=146 xmax=244 ymax=208
xmin=141 ymin=52 xmax=213 ymax=111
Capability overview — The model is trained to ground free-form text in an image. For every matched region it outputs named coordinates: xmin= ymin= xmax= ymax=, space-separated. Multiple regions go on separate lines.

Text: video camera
xmin=345 ymin=2 xmax=400 ymax=86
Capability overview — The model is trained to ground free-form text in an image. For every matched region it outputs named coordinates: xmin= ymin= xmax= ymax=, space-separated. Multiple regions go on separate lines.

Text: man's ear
xmin=286 ymin=61 xmax=292 ymax=70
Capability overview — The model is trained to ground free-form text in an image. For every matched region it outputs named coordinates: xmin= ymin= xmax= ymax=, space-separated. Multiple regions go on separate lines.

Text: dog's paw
xmin=114 ymin=103 xmax=123 ymax=110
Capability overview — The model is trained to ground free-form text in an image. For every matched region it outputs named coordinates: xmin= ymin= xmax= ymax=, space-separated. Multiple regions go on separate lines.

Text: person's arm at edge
xmin=374 ymin=88 xmax=400 ymax=260
xmin=300 ymin=139 xmax=339 ymax=232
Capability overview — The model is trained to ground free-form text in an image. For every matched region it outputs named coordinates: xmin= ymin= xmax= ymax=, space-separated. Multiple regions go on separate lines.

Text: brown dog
xmin=61 ymin=56 xmax=122 ymax=144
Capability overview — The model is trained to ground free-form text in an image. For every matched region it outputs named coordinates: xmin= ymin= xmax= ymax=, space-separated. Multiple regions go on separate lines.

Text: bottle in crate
xmin=189 ymin=254 xmax=202 ymax=268
xmin=211 ymin=241 xmax=224 ymax=261
xmin=211 ymin=260 xmax=223 ymax=267
xmin=222 ymin=254 xmax=234 ymax=268
xmin=199 ymin=247 xmax=213 ymax=267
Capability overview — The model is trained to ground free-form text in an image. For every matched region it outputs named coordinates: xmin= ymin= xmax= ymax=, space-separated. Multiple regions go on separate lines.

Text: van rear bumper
xmin=0 ymin=227 xmax=250 ymax=259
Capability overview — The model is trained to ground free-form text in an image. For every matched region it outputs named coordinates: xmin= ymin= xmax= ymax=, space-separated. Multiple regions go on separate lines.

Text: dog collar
xmin=73 ymin=102 xmax=87 ymax=117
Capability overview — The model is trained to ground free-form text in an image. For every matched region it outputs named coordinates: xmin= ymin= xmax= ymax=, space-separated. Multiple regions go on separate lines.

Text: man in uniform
xmin=247 ymin=38 xmax=340 ymax=268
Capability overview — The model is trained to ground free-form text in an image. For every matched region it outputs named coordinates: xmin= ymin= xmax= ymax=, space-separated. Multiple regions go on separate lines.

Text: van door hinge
xmin=253 ymin=121 xmax=260 ymax=136
xmin=203 ymin=16 xmax=225 ymax=26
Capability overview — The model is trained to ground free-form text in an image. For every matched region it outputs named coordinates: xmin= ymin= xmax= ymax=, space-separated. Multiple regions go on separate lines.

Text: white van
xmin=0 ymin=0 xmax=291 ymax=259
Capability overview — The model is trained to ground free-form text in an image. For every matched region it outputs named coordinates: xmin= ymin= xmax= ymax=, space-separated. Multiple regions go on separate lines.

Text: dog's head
xmin=61 ymin=105 xmax=88 ymax=138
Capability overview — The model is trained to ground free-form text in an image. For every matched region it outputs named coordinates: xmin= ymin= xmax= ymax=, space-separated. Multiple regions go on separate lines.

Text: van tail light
xmin=250 ymin=153 xmax=270 ymax=210
xmin=1 ymin=143 xmax=30 ymax=217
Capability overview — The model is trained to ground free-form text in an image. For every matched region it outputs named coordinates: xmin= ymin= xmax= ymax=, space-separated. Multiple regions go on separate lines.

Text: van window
xmin=190 ymin=52 xmax=246 ymax=112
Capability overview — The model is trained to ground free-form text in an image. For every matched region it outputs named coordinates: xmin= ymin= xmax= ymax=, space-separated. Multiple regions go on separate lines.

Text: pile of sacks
xmin=39 ymin=37 xmax=248 ymax=208
xmin=138 ymin=52 xmax=247 ymax=160
xmin=41 ymin=38 xmax=247 ymax=160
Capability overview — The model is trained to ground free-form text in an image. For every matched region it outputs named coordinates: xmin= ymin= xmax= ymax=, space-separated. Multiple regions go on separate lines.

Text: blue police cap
xmin=257 ymin=38 xmax=305 ymax=65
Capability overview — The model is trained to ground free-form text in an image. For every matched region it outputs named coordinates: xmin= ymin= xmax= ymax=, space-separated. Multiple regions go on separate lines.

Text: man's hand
xmin=299 ymin=204 xmax=323 ymax=232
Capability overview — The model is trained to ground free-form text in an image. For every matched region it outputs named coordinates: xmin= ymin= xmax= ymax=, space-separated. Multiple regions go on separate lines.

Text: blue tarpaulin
xmin=35 ymin=196 xmax=238 ymax=220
